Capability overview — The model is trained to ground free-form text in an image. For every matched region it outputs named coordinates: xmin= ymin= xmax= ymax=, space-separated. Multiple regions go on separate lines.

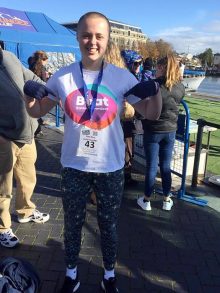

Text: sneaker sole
xmin=137 ymin=200 xmax=152 ymax=211
xmin=18 ymin=214 xmax=50 ymax=224
xmin=73 ymin=281 xmax=80 ymax=292
xmin=101 ymin=281 xmax=106 ymax=292
xmin=162 ymin=202 xmax=173 ymax=211
xmin=0 ymin=240 xmax=19 ymax=248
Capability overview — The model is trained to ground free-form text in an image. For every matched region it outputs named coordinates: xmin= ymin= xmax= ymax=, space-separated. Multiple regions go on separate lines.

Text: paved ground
xmin=1 ymin=126 xmax=220 ymax=293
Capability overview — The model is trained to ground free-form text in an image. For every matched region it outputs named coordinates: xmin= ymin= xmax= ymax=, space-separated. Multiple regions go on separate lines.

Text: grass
xmin=183 ymin=95 xmax=220 ymax=175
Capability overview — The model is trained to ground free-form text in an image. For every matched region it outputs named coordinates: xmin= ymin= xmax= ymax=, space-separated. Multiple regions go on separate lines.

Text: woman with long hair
xmin=105 ymin=41 xmax=125 ymax=68
xmin=137 ymin=53 xmax=185 ymax=211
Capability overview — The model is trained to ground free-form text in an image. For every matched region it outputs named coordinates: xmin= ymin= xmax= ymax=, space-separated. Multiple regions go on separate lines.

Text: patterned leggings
xmin=61 ymin=167 xmax=124 ymax=270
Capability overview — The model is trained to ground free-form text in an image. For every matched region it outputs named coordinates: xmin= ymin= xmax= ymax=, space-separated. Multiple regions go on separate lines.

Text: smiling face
xmin=77 ymin=15 xmax=110 ymax=70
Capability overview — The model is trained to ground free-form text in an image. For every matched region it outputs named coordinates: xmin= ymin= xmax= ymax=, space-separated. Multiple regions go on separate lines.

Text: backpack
xmin=0 ymin=257 xmax=40 ymax=293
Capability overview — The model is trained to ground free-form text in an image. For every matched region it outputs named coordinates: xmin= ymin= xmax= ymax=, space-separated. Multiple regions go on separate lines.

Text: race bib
xmin=76 ymin=126 xmax=99 ymax=157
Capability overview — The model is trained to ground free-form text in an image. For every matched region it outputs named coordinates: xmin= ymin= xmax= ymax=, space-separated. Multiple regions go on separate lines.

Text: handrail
xmin=178 ymin=99 xmax=190 ymax=197
xmin=191 ymin=119 xmax=220 ymax=187
xmin=48 ymin=105 xmax=62 ymax=127
xmin=196 ymin=119 xmax=220 ymax=130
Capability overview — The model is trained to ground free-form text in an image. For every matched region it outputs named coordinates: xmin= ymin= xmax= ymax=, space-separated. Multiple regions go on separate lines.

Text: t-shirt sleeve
xmin=46 ymin=73 xmax=60 ymax=103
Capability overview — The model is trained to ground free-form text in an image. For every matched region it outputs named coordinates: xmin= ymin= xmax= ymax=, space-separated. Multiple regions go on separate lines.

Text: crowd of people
xmin=0 ymin=11 xmax=185 ymax=293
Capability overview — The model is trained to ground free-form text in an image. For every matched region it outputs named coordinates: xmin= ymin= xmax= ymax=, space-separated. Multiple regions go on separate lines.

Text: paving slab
xmin=1 ymin=126 xmax=220 ymax=293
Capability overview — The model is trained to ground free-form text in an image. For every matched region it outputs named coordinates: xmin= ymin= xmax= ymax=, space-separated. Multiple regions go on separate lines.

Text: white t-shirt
xmin=46 ymin=62 xmax=138 ymax=173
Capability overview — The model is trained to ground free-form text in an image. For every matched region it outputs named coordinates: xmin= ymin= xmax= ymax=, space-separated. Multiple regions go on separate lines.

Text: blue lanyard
xmin=79 ymin=61 xmax=104 ymax=119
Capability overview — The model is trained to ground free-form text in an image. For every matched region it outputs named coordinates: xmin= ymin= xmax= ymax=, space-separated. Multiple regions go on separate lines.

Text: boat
xmin=182 ymin=69 xmax=206 ymax=91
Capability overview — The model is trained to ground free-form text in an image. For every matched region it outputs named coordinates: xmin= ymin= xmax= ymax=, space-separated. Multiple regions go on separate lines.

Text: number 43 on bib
xmin=77 ymin=126 xmax=99 ymax=157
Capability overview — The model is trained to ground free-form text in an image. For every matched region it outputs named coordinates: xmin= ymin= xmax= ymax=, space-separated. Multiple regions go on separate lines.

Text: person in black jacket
xmin=137 ymin=53 xmax=185 ymax=211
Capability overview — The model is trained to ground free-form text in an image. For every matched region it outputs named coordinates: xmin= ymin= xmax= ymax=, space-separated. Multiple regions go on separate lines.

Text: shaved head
xmin=77 ymin=11 xmax=111 ymax=37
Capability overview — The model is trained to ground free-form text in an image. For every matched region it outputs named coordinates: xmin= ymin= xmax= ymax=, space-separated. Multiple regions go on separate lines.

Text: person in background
xmin=121 ymin=50 xmax=143 ymax=81
xmin=105 ymin=41 xmax=126 ymax=68
xmin=141 ymin=57 xmax=154 ymax=81
xmin=136 ymin=53 xmax=185 ymax=212
xmin=105 ymin=42 xmax=137 ymax=186
xmin=28 ymin=50 xmax=50 ymax=137
xmin=121 ymin=50 xmax=143 ymax=186
xmin=0 ymin=40 xmax=4 ymax=50
xmin=29 ymin=50 xmax=50 ymax=82
xmin=179 ymin=59 xmax=185 ymax=80
xmin=23 ymin=11 xmax=162 ymax=293
xmin=0 ymin=47 xmax=50 ymax=249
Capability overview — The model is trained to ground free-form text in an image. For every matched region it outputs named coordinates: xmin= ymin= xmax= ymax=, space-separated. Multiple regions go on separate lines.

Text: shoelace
xmin=5 ymin=229 xmax=14 ymax=237
xmin=0 ymin=229 xmax=13 ymax=239
xmin=32 ymin=210 xmax=45 ymax=222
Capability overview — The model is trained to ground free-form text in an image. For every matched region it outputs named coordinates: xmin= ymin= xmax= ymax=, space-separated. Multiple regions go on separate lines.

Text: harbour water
xmin=197 ymin=76 xmax=220 ymax=97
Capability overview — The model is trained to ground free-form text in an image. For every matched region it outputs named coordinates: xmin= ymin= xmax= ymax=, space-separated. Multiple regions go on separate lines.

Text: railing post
xmin=191 ymin=119 xmax=205 ymax=187
xmin=55 ymin=105 xmax=60 ymax=127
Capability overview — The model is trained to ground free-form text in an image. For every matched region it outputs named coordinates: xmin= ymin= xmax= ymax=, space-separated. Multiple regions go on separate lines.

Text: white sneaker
xmin=0 ymin=229 xmax=19 ymax=248
xmin=137 ymin=196 xmax=152 ymax=211
xmin=162 ymin=198 xmax=173 ymax=211
xmin=18 ymin=209 xmax=50 ymax=224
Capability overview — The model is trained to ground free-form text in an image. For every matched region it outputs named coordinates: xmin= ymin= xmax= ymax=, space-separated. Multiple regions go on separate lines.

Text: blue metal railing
xmin=48 ymin=105 xmax=62 ymax=127
xmin=174 ymin=100 xmax=207 ymax=206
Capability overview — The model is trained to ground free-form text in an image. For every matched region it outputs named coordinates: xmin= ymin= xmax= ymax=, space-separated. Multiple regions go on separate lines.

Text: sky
xmin=1 ymin=0 xmax=220 ymax=55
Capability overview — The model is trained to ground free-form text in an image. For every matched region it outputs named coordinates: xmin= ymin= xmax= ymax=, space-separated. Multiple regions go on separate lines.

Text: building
xmin=63 ymin=19 xmax=148 ymax=50
xmin=209 ymin=53 xmax=220 ymax=75
xmin=213 ymin=53 xmax=220 ymax=68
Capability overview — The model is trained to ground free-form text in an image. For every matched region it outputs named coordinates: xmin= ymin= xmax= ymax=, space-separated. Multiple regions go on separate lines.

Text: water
xmin=197 ymin=76 xmax=220 ymax=97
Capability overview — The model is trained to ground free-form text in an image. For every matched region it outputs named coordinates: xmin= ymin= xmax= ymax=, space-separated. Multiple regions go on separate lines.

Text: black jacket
xmin=142 ymin=77 xmax=185 ymax=133
xmin=0 ymin=257 xmax=40 ymax=292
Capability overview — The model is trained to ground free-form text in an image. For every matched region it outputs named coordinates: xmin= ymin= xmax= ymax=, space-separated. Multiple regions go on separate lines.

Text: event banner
xmin=0 ymin=7 xmax=36 ymax=31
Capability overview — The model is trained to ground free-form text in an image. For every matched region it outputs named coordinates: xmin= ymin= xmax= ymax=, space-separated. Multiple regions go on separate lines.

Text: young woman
xmin=137 ymin=54 xmax=185 ymax=212
xmin=24 ymin=12 xmax=162 ymax=293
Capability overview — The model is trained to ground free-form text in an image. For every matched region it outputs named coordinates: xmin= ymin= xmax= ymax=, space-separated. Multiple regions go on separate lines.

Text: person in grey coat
xmin=0 ymin=47 xmax=50 ymax=248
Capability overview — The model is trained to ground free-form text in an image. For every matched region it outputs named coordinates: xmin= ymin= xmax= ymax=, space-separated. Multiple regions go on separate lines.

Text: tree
xmin=197 ymin=48 xmax=214 ymax=67
xmin=155 ymin=39 xmax=173 ymax=57
xmin=138 ymin=40 xmax=159 ymax=60
xmin=145 ymin=41 xmax=159 ymax=61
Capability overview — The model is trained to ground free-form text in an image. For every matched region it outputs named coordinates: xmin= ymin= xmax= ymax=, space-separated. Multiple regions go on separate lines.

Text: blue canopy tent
xmin=0 ymin=7 xmax=81 ymax=66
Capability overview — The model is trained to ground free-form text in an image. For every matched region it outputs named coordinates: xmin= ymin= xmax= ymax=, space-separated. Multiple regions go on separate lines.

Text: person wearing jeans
xmin=136 ymin=53 xmax=185 ymax=212
xmin=143 ymin=131 xmax=176 ymax=208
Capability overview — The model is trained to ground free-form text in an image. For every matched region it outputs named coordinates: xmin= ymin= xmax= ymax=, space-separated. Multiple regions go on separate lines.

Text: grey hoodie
xmin=0 ymin=49 xmax=44 ymax=144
